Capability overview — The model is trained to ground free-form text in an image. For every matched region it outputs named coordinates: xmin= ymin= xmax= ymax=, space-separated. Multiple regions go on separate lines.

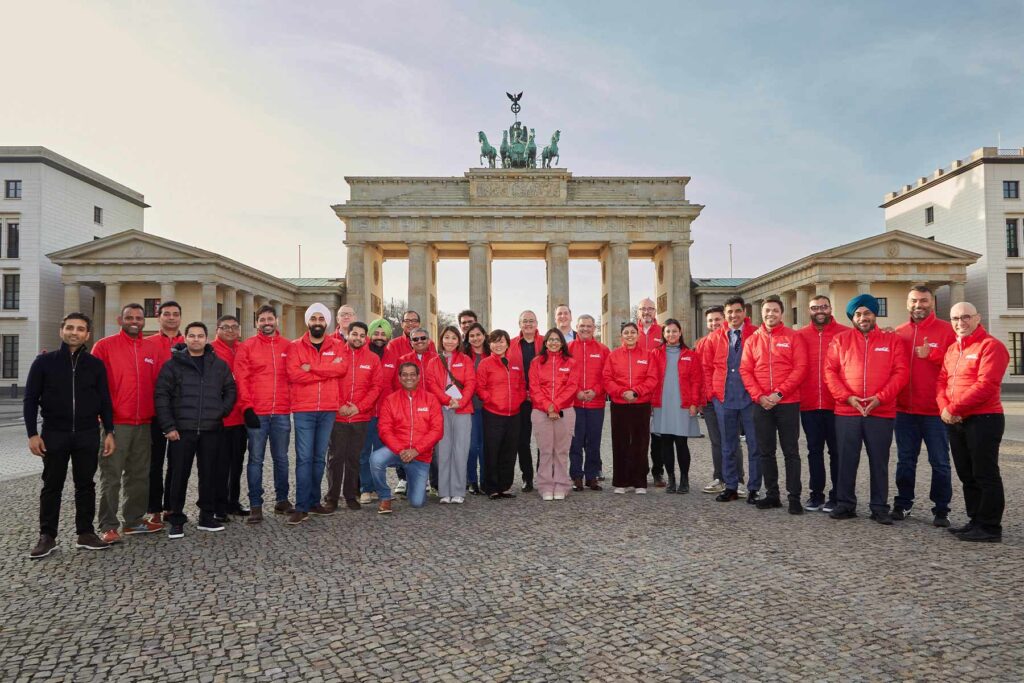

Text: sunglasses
xmin=411 ymin=336 xmax=428 ymax=342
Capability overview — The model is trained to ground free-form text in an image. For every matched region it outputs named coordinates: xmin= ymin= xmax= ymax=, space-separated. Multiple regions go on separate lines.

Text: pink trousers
xmin=531 ymin=408 xmax=576 ymax=497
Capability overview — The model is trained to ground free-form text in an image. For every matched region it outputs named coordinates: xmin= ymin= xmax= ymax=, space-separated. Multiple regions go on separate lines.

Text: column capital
xmin=670 ymin=238 xmax=694 ymax=248
xmin=467 ymin=238 xmax=490 ymax=248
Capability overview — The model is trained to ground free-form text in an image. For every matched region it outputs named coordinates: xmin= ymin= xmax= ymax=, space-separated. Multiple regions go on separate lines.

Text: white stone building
xmin=882 ymin=146 xmax=1024 ymax=386
xmin=0 ymin=147 xmax=146 ymax=391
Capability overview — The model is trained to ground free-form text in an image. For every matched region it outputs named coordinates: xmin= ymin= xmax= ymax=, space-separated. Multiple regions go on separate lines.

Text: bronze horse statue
xmin=542 ymin=130 xmax=560 ymax=168
xmin=478 ymin=131 xmax=497 ymax=168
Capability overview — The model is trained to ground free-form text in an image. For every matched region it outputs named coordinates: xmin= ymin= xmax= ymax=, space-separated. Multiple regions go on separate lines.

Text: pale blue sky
xmin=5 ymin=0 xmax=1023 ymax=330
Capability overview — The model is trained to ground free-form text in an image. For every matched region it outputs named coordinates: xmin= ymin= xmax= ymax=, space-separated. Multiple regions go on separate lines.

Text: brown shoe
xmin=247 ymin=507 xmax=264 ymax=524
xmin=29 ymin=534 xmax=57 ymax=559
xmin=586 ymin=479 xmax=603 ymax=491
xmin=572 ymin=478 xmax=584 ymax=492
xmin=345 ymin=499 xmax=361 ymax=511
xmin=274 ymin=500 xmax=295 ymax=514
xmin=377 ymin=500 xmax=393 ymax=515
xmin=75 ymin=532 xmax=111 ymax=550
xmin=286 ymin=511 xmax=309 ymax=525
xmin=310 ymin=504 xmax=335 ymax=516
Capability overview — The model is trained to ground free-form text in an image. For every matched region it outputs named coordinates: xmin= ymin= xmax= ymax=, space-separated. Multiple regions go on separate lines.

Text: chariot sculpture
xmin=476 ymin=92 xmax=562 ymax=170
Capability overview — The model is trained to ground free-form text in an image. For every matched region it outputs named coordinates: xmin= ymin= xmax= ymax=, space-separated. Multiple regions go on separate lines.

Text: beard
xmin=308 ymin=325 xmax=326 ymax=338
xmin=369 ymin=339 xmax=386 ymax=356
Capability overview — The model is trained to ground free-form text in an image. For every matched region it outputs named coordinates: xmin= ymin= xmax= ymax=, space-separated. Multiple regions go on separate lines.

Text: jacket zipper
xmin=950 ymin=338 xmax=965 ymax=405
xmin=196 ymin=354 xmax=205 ymax=435
xmin=407 ymin=392 xmax=414 ymax=448
xmin=863 ymin=333 xmax=869 ymax=399
xmin=817 ymin=330 xmax=823 ymax=409
xmin=133 ymin=337 xmax=140 ymax=423
xmin=70 ymin=349 xmax=79 ymax=432
xmin=908 ymin=324 xmax=918 ymax=401
xmin=270 ymin=337 xmax=278 ymax=415
xmin=767 ymin=328 xmax=774 ymax=390
xmin=505 ymin=361 xmax=512 ymax=416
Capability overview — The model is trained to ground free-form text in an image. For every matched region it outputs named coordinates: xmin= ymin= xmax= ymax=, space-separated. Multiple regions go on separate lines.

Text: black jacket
xmin=23 ymin=343 xmax=114 ymax=437
xmin=154 ymin=344 xmax=237 ymax=433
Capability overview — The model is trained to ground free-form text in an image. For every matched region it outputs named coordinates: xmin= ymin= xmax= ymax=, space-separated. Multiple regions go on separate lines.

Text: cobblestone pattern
xmin=1 ymin=416 xmax=1022 ymax=682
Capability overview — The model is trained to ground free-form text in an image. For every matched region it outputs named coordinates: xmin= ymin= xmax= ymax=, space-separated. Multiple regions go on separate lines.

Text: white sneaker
xmin=636 ymin=488 xmax=647 ymax=495
xmin=702 ymin=478 xmax=726 ymax=494
xmin=553 ymin=493 xmax=565 ymax=500
xmin=451 ymin=497 xmax=464 ymax=504
xmin=543 ymin=493 xmax=555 ymax=501
xmin=394 ymin=480 xmax=407 ymax=494
xmin=358 ymin=492 xmax=373 ymax=505
xmin=613 ymin=487 xmax=626 ymax=495
xmin=440 ymin=497 xmax=451 ymax=504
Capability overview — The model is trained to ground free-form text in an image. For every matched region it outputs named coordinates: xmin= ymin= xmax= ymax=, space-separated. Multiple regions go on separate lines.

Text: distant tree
xmin=381 ymin=298 xmax=406 ymax=338
xmin=437 ymin=310 xmax=456 ymax=330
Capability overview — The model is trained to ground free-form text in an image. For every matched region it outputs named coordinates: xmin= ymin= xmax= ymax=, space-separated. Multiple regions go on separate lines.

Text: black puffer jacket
xmin=154 ymin=344 xmax=237 ymax=434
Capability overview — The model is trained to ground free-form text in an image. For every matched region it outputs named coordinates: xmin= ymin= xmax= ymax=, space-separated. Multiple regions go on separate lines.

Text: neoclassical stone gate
xmin=333 ymin=168 xmax=702 ymax=345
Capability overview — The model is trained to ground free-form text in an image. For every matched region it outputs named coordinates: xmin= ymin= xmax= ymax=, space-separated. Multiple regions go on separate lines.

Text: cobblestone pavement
xmin=1 ymin=415 xmax=1022 ymax=682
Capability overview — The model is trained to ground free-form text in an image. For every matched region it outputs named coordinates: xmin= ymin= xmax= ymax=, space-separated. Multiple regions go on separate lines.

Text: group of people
xmin=23 ymin=285 xmax=1009 ymax=558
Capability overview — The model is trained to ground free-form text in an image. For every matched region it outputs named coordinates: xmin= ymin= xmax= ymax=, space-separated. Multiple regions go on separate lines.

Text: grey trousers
xmin=98 ymin=423 xmax=151 ymax=531
xmin=436 ymin=410 xmax=472 ymax=499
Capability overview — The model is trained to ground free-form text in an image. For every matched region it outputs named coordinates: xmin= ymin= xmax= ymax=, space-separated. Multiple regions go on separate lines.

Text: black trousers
xmin=326 ymin=421 xmax=368 ymax=504
xmin=484 ymin=410 xmax=520 ymax=495
xmin=148 ymin=419 xmax=174 ymax=514
xmin=167 ymin=430 xmax=221 ymax=525
xmin=219 ymin=425 xmax=247 ymax=513
xmin=835 ymin=415 xmax=893 ymax=514
xmin=753 ymin=402 xmax=802 ymax=502
xmin=659 ymin=434 xmax=691 ymax=480
xmin=650 ymin=433 xmax=664 ymax=479
xmin=38 ymin=428 xmax=100 ymax=537
xmin=516 ymin=401 xmax=535 ymax=485
xmin=610 ymin=403 xmax=651 ymax=489
xmin=948 ymin=414 xmax=1005 ymax=532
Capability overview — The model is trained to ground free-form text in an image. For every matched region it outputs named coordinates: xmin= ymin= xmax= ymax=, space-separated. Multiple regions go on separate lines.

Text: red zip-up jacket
xmin=475 ymin=354 xmax=527 ymax=415
xmin=91 ymin=330 xmax=159 ymax=425
xmin=895 ymin=313 xmax=957 ymax=415
xmin=286 ymin=333 xmax=348 ymax=412
xmin=424 ymin=351 xmax=477 ymax=415
xmin=568 ymin=338 xmax=610 ymax=408
xmin=375 ymin=346 xmax=399 ymax=417
xmin=394 ymin=348 xmax=439 ymax=391
xmin=378 ymin=385 xmax=443 ymax=463
xmin=796 ymin=318 xmax=850 ymax=411
xmin=211 ymin=337 xmax=244 ymax=427
xmin=386 ymin=334 xmax=412 ymax=360
xmin=235 ymin=331 xmax=291 ymax=415
xmin=739 ymin=323 xmax=808 ymax=405
xmin=506 ymin=334 xmax=544 ymax=385
xmin=602 ymin=344 xmax=660 ymax=405
xmin=650 ymin=345 xmax=704 ymax=408
xmin=824 ymin=327 xmax=910 ymax=418
xmin=528 ymin=353 xmax=580 ymax=412
xmin=147 ymin=331 xmax=185 ymax=369
xmin=936 ymin=325 xmax=1009 ymax=417
xmin=637 ymin=321 xmax=663 ymax=353
xmin=702 ymin=321 xmax=758 ymax=403
xmin=335 ymin=343 xmax=383 ymax=424
xmin=694 ymin=334 xmax=716 ymax=404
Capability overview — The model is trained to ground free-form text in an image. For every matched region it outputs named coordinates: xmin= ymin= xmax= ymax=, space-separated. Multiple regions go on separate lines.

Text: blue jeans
xmin=370 ymin=448 xmax=429 ymax=508
xmin=894 ymin=412 xmax=952 ymax=515
xmin=293 ymin=411 xmax=335 ymax=512
xmin=246 ymin=414 xmax=291 ymax=509
xmin=715 ymin=398 xmax=762 ymax=492
xmin=801 ymin=409 xmax=838 ymax=504
xmin=359 ymin=417 xmax=383 ymax=494
xmin=569 ymin=406 xmax=605 ymax=480
xmin=466 ymin=407 xmax=484 ymax=484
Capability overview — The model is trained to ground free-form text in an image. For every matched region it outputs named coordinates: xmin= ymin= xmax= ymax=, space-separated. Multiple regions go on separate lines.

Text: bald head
xmin=950 ymin=302 xmax=980 ymax=338
xmin=637 ymin=298 xmax=656 ymax=325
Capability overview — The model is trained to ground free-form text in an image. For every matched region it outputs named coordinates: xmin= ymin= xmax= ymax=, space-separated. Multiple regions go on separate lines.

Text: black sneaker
xmin=715 ymin=489 xmax=738 ymax=502
xmin=213 ymin=513 xmax=232 ymax=524
xmin=746 ymin=491 xmax=760 ymax=505
xmin=822 ymin=500 xmax=836 ymax=514
xmin=870 ymin=511 xmax=894 ymax=525
xmin=829 ymin=508 xmax=857 ymax=520
xmin=168 ymin=524 xmax=185 ymax=539
xmin=29 ymin=534 xmax=57 ymax=559
xmin=197 ymin=518 xmax=224 ymax=533
xmin=677 ymin=480 xmax=690 ymax=494
xmin=891 ymin=505 xmax=912 ymax=521
xmin=948 ymin=520 xmax=975 ymax=535
xmin=803 ymin=496 xmax=824 ymax=511
xmin=958 ymin=526 xmax=1001 ymax=543
xmin=788 ymin=500 xmax=804 ymax=515
xmin=756 ymin=497 xmax=782 ymax=510
xmin=932 ymin=514 xmax=950 ymax=528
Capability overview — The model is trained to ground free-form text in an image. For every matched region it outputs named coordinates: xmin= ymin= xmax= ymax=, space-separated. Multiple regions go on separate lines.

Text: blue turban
xmin=846 ymin=294 xmax=879 ymax=321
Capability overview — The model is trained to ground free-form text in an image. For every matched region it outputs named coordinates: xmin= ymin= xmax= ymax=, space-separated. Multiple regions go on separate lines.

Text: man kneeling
xmin=370 ymin=362 xmax=443 ymax=513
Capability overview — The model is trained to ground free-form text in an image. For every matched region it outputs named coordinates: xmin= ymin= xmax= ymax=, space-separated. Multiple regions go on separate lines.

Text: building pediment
xmin=48 ymin=229 xmax=217 ymax=264
xmin=817 ymin=230 xmax=979 ymax=263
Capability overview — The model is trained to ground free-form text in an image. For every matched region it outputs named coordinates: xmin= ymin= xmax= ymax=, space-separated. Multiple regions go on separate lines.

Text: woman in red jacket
xmin=474 ymin=330 xmax=527 ymax=499
xmin=528 ymin=329 xmax=580 ymax=501
xmin=650 ymin=319 xmax=703 ymax=494
xmin=425 ymin=326 xmax=477 ymax=504
xmin=602 ymin=322 xmax=661 ymax=494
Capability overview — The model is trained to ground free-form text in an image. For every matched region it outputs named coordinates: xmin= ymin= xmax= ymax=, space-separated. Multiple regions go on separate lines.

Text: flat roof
xmin=0 ymin=146 xmax=148 ymax=208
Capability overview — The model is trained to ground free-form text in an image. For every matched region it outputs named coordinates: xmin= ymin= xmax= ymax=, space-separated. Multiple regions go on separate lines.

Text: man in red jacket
xmin=234 ymin=304 xmax=293 ymax=523
xmin=824 ymin=294 xmax=910 ymax=524
xmin=145 ymin=300 xmax=184 ymax=524
xmin=323 ymin=321 xmax=381 ymax=512
xmin=740 ymin=295 xmax=808 ymax=514
xmin=507 ymin=310 xmax=543 ymax=492
xmin=386 ymin=310 xmax=420 ymax=360
xmin=796 ymin=295 xmax=848 ymax=512
xmin=370 ymin=362 xmax=443 ymax=513
xmin=211 ymin=314 xmax=248 ymax=520
xmin=696 ymin=306 xmax=729 ymax=494
xmin=92 ymin=302 xmax=163 ymax=543
xmin=568 ymin=314 xmax=610 ymax=491
xmin=893 ymin=286 xmax=957 ymax=526
xmin=938 ymin=302 xmax=1010 ymax=543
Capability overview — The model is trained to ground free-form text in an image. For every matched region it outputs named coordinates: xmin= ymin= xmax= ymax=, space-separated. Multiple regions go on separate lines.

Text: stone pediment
xmin=818 ymin=230 xmax=979 ymax=262
xmin=48 ymin=229 xmax=216 ymax=263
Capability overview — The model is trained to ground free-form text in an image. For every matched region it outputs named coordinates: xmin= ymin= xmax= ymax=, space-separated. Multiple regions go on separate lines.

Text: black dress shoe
xmin=677 ymin=479 xmax=690 ymax=494
xmin=715 ymin=489 xmax=738 ymax=502
xmin=932 ymin=514 xmax=950 ymax=528
xmin=755 ymin=497 xmax=782 ymax=510
xmin=870 ymin=511 xmax=894 ymax=525
xmin=521 ymin=483 xmax=534 ymax=493
xmin=586 ymin=479 xmax=603 ymax=491
xmin=788 ymin=500 xmax=804 ymax=515
xmin=948 ymin=521 xmax=975 ymax=534
xmin=830 ymin=508 xmax=857 ymax=520
xmin=958 ymin=526 xmax=1001 ymax=543
xmin=746 ymin=491 xmax=760 ymax=505
xmin=500 ymin=492 xmax=517 ymax=499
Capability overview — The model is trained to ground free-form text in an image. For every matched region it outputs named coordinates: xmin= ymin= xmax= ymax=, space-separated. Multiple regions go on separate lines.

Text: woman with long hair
xmin=602 ymin=322 xmax=661 ymax=494
xmin=474 ymin=330 xmax=527 ymax=499
xmin=650 ymin=319 xmax=703 ymax=493
xmin=462 ymin=322 xmax=490 ymax=495
xmin=528 ymin=328 xmax=580 ymax=500
xmin=425 ymin=326 xmax=476 ymax=504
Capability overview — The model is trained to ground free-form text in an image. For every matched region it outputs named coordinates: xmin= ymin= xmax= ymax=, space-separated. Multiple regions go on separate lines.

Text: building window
xmin=925 ymin=206 xmax=934 ymax=224
xmin=93 ymin=206 xmax=103 ymax=224
xmin=1008 ymin=273 xmax=1024 ymax=309
xmin=4 ymin=180 xmax=21 ymax=199
xmin=1004 ymin=181 xmax=1020 ymax=199
xmin=1 ymin=274 xmax=18 ymax=310
xmin=143 ymin=299 xmax=161 ymax=317
xmin=876 ymin=297 xmax=888 ymax=317
xmin=1009 ymin=219 xmax=1020 ymax=257
xmin=4 ymin=222 xmax=17 ymax=258
xmin=1 ymin=335 xmax=17 ymax=378
xmin=1011 ymin=333 xmax=1024 ymax=375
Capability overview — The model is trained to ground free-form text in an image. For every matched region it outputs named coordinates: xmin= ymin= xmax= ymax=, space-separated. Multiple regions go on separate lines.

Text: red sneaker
xmin=122 ymin=518 xmax=164 ymax=535
xmin=99 ymin=529 xmax=123 ymax=544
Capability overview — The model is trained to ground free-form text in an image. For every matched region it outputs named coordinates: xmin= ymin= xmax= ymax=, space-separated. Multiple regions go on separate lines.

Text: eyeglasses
xmin=217 ymin=324 xmax=240 ymax=330
xmin=639 ymin=306 xmax=655 ymax=312
xmin=950 ymin=314 xmax=976 ymax=322
xmin=402 ymin=318 xmax=420 ymax=324
xmin=411 ymin=336 xmax=428 ymax=342
xmin=809 ymin=305 xmax=831 ymax=312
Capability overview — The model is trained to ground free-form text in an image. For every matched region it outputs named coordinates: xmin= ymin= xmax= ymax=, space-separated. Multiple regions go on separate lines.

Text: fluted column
xmin=159 ymin=281 xmax=176 ymax=305
xmin=601 ymin=240 xmax=631 ymax=347
xmin=795 ymin=287 xmax=810 ymax=328
xmin=468 ymin=240 xmax=492 ymax=330
xmin=221 ymin=286 xmax=238 ymax=320
xmin=546 ymin=240 xmax=570 ymax=330
xmin=344 ymin=240 xmax=368 ymax=318
xmin=240 ymin=291 xmax=254 ymax=338
xmin=671 ymin=239 xmax=692 ymax=339
xmin=201 ymin=282 xmax=218 ymax=325
xmin=63 ymin=282 xmax=81 ymax=314
xmin=407 ymin=241 xmax=437 ymax=337
xmin=104 ymin=282 xmax=121 ymax=337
